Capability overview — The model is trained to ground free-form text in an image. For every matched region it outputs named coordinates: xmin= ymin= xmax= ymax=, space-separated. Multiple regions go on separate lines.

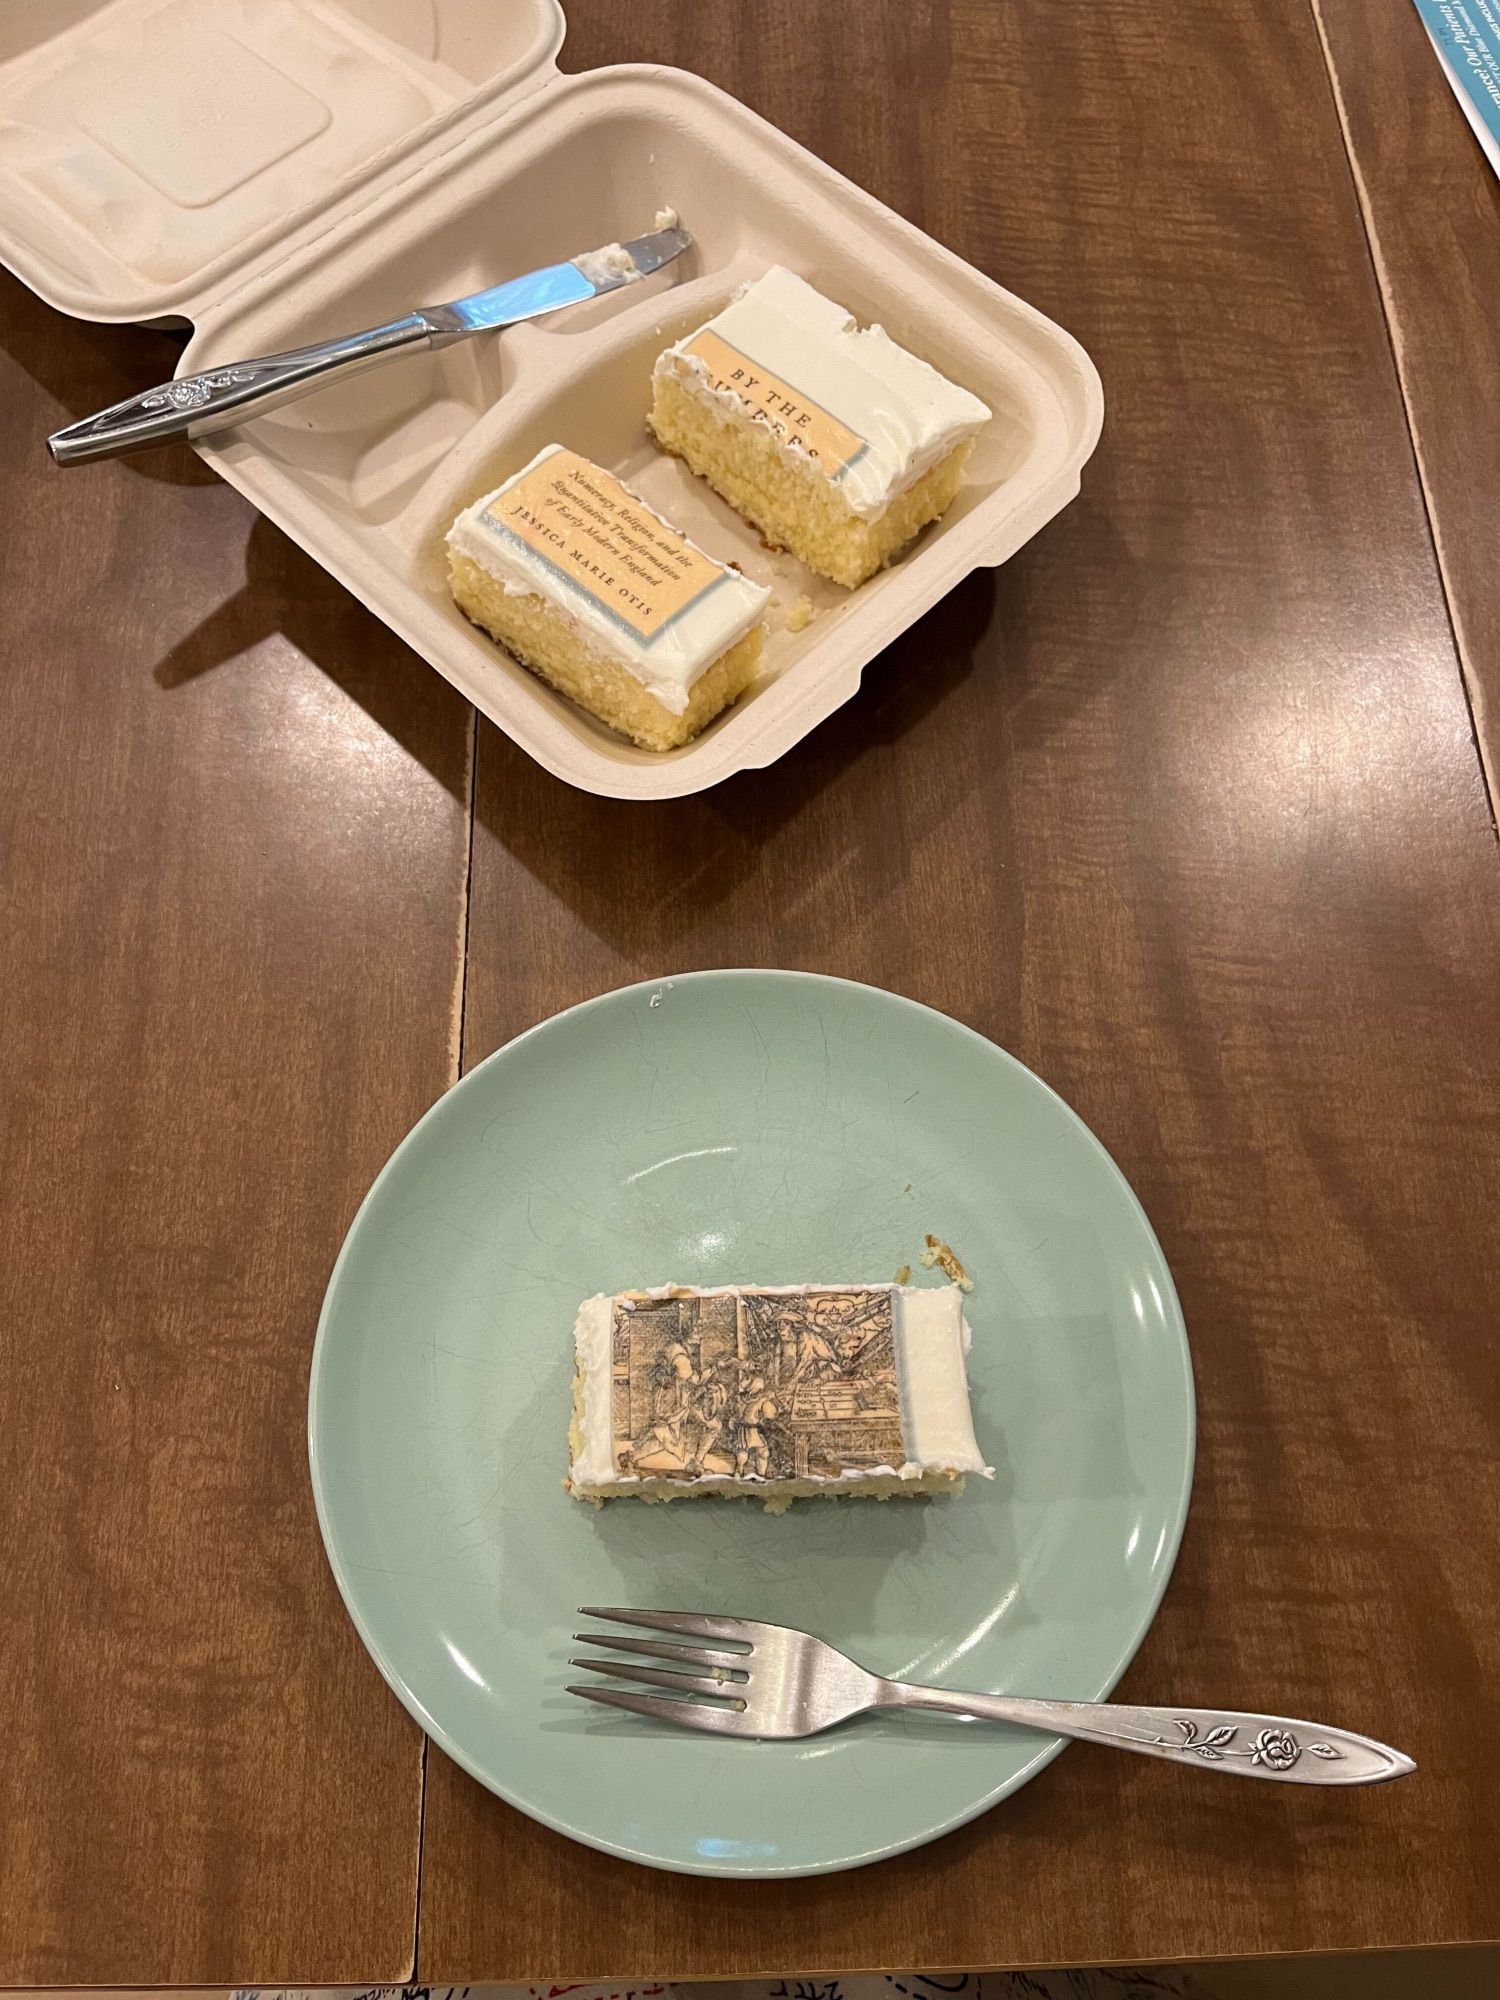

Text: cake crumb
xmin=893 ymin=1263 xmax=912 ymax=1285
xmin=786 ymin=593 xmax=815 ymax=633
xmin=921 ymin=1233 xmax=974 ymax=1291
xmin=654 ymin=206 xmax=680 ymax=231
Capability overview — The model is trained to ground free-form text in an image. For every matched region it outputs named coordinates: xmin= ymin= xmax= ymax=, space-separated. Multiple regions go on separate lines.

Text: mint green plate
xmin=309 ymin=970 xmax=1193 ymax=1877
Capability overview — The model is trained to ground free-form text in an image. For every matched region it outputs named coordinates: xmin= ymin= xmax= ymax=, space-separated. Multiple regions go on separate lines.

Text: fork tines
xmin=569 ymin=1606 xmax=752 ymax=1729
xmin=565 ymin=1682 xmax=751 ymax=1730
xmin=573 ymin=1631 xmax=748 ymax=1670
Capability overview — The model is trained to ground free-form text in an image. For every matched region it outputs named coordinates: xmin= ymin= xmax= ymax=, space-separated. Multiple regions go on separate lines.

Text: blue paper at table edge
xmin=1412 ymin=0 xmax=1500 ymax=174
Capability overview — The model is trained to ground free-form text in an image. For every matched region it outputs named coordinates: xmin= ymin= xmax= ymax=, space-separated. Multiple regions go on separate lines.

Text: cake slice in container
xmin=448 ymin=445 xmax=769 ymax=750
xmin=650 ymin=267 xmax=990 ymax=588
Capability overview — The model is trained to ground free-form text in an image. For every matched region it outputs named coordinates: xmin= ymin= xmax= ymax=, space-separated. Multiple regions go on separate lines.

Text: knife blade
xmin=48 ymin=224 xmax=693 ymax=466
xmin=430 ymin=227 xmax=692 ymax=336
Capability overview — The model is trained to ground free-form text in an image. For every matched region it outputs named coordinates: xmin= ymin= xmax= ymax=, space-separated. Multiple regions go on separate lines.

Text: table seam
xmin=417 ymin=702 xmax=478 ymax=1982
xmin=1306 ymin=0 xmax=1500 ymax=845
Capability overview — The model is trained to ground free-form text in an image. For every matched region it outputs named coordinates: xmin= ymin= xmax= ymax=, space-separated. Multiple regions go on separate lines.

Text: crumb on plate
xmin=920 ymin=1233 xmax=973 ymax=1291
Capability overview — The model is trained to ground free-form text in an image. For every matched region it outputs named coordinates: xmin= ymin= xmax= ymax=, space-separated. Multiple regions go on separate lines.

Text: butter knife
xmin=47 ymin=226 xmax=691 ymax=467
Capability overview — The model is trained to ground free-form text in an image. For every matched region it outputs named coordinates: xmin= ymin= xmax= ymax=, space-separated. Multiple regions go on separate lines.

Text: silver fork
xmin=569 ymin=1608 xmax=1415 ymax=1785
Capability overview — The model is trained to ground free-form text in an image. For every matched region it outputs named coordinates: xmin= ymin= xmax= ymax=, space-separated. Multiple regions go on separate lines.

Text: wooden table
xmin=4 ymin=0 xmax=1499 ymax=1983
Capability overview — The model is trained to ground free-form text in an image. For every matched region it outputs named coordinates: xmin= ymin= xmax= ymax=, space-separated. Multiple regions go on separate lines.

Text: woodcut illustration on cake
xmin=610 ymin=1287 xmax=905 ymax=1483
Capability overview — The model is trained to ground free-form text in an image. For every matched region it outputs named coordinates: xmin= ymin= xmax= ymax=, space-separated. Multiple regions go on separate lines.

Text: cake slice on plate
xmin=447 ymin=445 xmax=769 ymax=751
xmin=568 ymin=1282 xmax=991 ymax=1512
xmin=649 ymin=267 xmax=991 ymax=588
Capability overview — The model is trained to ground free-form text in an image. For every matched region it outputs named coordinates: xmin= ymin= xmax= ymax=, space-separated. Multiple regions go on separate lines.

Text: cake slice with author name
xmin=447 ymin=445 xmax=769 ymax=751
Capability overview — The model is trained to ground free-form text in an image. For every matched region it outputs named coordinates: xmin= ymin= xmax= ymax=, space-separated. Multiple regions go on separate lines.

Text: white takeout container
xmin=0 ymin=0 xmax=1103 ymax=799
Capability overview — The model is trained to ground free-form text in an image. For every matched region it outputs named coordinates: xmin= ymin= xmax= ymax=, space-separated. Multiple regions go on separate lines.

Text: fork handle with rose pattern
xmin=878 ymin=1686 xmax=1411 ymax=1783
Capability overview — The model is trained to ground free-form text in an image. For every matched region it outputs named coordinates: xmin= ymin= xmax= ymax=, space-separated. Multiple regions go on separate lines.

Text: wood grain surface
xmin=4 ymin=0 xmax=1500 ymax=1985
xmin=1313 ymin=0 xmax=1500 ymax=805
xmin=0 ymin=282 xmax=471 ymax=1980
xmin=420 ymin=0 xmax=1500 ymax=1980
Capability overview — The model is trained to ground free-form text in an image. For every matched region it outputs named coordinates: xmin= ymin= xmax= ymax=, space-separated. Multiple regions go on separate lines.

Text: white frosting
xmin=571 ymin=1291 xmax=617 ymax=1488
xmin=656 ymin=266 xmax=991 ymax=521
xmin=572 ymin=241 xmax=639 ymax=288
xmin=570 ymin=1282 xmax=991 ymax=1491
xmin=447 ymin=446 xmax=769 ymax=715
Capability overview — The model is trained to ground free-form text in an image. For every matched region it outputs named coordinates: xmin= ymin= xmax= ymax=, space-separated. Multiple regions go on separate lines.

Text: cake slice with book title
xmin=650 ymin=266 xmax=991 ymax=587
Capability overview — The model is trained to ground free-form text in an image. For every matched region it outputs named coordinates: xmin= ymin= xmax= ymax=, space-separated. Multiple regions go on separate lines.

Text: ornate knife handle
xmin=47 ymin=311 xmax=448 ymax=466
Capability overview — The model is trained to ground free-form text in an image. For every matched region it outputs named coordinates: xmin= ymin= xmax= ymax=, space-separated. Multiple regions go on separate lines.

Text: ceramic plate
xmin=309 ymin=970 xmax=1194 ymax=1876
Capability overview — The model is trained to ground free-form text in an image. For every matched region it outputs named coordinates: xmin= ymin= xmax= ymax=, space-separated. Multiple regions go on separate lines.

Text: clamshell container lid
xmin=0 ymin=0 xmax=567 ymax=321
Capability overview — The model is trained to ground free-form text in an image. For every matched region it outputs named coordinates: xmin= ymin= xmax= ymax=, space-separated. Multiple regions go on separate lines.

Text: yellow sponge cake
xmin=650 ymin=268 xmax=991 ymax=589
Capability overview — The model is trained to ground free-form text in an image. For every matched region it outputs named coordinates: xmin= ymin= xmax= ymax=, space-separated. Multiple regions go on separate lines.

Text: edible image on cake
xmin=672 ymin=327 xmax=870 ymax=480
xmin=479 ymin=448 xmax=732 ymax=647
xmin=610 ymin=1287 xmax=905 ymax=1482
